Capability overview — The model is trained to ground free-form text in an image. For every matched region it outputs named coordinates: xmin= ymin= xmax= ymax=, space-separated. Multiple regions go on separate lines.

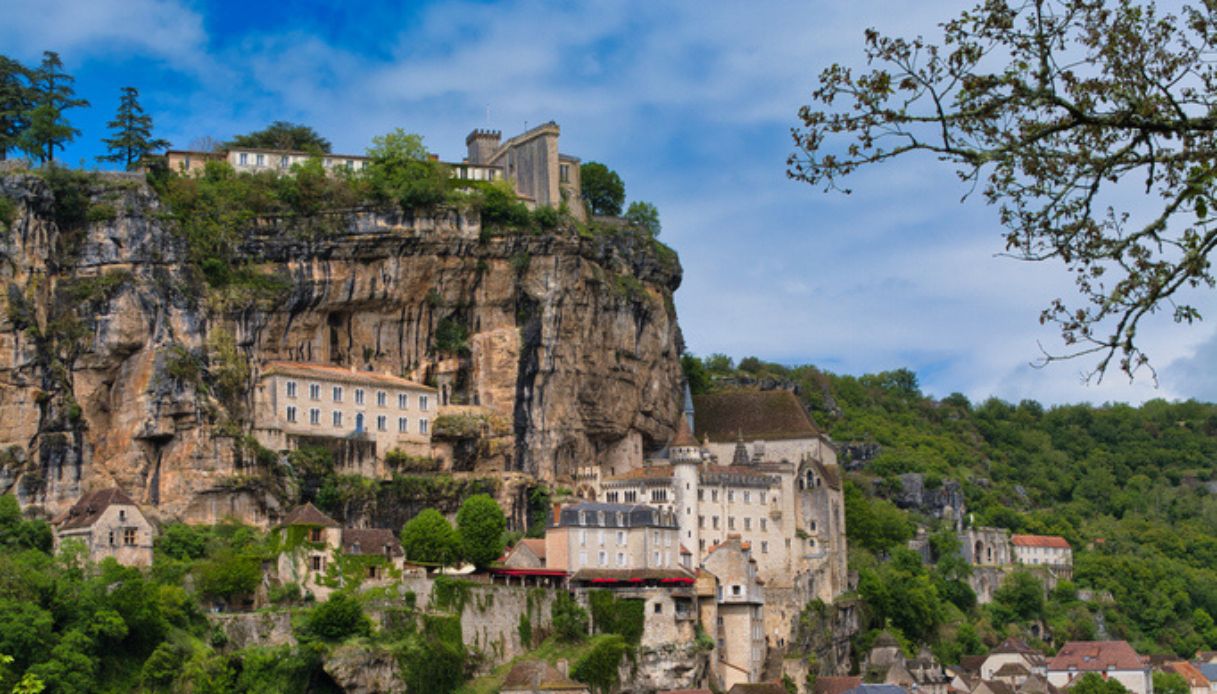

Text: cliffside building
xmin=545 ymin=501 xmax=683 ymax=574
xmin=253 ymin=361 xmax=436 ymax=469
xmin=703 ymin=535 xmax=767 ymax=691
xmin=274 ymin=503 xmax=405 ymax=601
xmin=1011 ymin=534 xmax=1073 ymax=575
xmin=53 ymin=488 xmax=155 ymax=567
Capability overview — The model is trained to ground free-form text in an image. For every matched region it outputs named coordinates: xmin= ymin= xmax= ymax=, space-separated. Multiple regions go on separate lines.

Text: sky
xmin=4 ymin=0 xmax=1216 ymax=406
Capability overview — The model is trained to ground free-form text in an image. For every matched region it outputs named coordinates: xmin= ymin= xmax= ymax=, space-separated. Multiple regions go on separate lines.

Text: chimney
xmin=552 ymin=503 xmax=562 ymax=527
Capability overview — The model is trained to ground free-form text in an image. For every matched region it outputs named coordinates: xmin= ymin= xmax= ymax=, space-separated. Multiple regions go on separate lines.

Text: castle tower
xmin=465 ymin=129 xmax=501 ymax=165
xmin=670 ymin=415 xmax=702 ymax=557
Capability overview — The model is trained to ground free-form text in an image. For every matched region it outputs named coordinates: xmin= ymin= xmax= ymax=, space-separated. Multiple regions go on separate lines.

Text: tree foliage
xmin=400 ymin=508 xmax=460 ymax=565
xmin=229 ymin=121 xmax=331 ymax=153
xmin=365 ymin=128 xmax=449 ymax=210
xmin=790 ymin=0 xmax=1217 ymax=380
xmin=624 ymin=200 xmax=661 ymax=236
xmin=580 ymin=162 xmax=625 ymax=216
xmin=0 ymin=55 xmax=32 ymax=161
xmin=455 ymin=494 xmax=506 ymax=568
xmin=18 ymin=52 xmax=87 ymax=163
xmin=98 ymin=86 xmax=169 ymax=169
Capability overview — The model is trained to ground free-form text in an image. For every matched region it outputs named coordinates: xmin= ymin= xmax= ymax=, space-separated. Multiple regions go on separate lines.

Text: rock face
xmin=621 ymin=643 xmax=711 ymax=693
xmin=0 ymin=172 xmax=683 ymax=523
xmin=322 ymin=643 xmax=405 ymax=694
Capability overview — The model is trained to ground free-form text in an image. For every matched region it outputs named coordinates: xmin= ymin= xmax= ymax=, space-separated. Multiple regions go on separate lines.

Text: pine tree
xmin=0 ymin=55 xmax=32 ymax=161
xmin=98 ymin=87 xmax=168 ymax=170
xmin=19 ymin=51 xmax=88 ymax=164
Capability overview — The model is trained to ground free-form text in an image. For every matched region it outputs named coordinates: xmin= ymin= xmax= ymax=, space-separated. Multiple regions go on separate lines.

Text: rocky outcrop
xmin=621 ymin=642 xmax=711 ymax=693
xmin=0 ymin=172 xmax=683 ymax=523
xmin=211 ymin=610 xmax=296 ymax=650
xmin=322 ymin=643 xmax=405 ymax=694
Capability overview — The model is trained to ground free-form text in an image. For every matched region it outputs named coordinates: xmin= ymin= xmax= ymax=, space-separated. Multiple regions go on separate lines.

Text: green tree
xmin=0 ymin=55 xmax=32 ymax=160
xmin=624 ymin=200 xmax=661 ymax=236
xmin=19 ymin=51 xmax=88 ymax=163
xmin=229 ymin=121 xmax=331 ymax=153
xmin=400 ymin=508 xmax=460 ymax=565
xmin=456 ymin=494 xmax=506 ymax=568
xmin=580 ymin=162 xmax=625 ymax=216
xmin=552 ymin=591 xmax=589 ymax=642
xmin=844 ymin=482 xmax=913 ymax=553
xmin=991 ymin=571 xmax=1045 ymax=625
xmin=1154 ymin=671 xmax=1190 ymax=694
xmin=790 ymin=0 xmax=1217 ymax=379
xmin=194 ymin=547 xmax=261 ymax=602
xmin=571 ymin=634 xmax=628 ymax=694
xmin=302 ymin=592 xmax=371 ymax=642
xmin=365 ymin=128 xmax=449 ymax=209
xmin=1070 ymin=673 xmax=1130 ymax=694
xmin=681 ymin=353 xmax=711 ymax=396
xmin=97 ymin=87 xmax=169 ymax=170
xmin=0 ymin=495 xmax=51 ymax=552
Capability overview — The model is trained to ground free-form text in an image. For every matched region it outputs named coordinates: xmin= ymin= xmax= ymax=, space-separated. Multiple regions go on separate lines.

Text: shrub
xmin=624 ymin=201 xmax=660 ymax=236
xmin=302 ymin=592 xmax=371 ymax=642
xmin=478 ymin=179 xmax=531 ymax=228
xmin=456 ymin=494 xmax=506 ymax=568
xmin=552 ymin=592 xmax=589 ymax=642
xmin=433 ymin=316 xmax=469 ymax=355
xmin=269 ymin=582 xmax=302 ymax=605
xmin=365 ymin=129 xmax=449 ymax=210
xmin=0 ymin=196 xmax=16 ymax=231
xmin=588 ymin=590 xmax=644 ymax=644
xmin=571 ymin=634 xmax=628 ymax=694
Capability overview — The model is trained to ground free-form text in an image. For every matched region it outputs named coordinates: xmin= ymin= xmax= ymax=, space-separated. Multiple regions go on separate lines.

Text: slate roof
xmin=993 ymin=663 xmax=1030 ymax=677
xmin=959 ymin=655 xmax=987 ymax=673
xmin=1047 ymin=641 xmax=1145 ymax=672
xmin=570 ymin=568 xmax=695 ymax=582
xmin=57 ymin=488 xmax=138 ymax=530
xmin=556 ymin=502 xmax=677 ymax=529
xmin=1011 ymin=534 xmax=1071 ymax=549
xmin=340 ymin=528 xmax=403 ymax=557
xmin=1164 ymin=661 xmax=1210 ymax=688
xmin=693 ymin=390 xmax=820 ymax=442
xmin=840 ymin=685 xmax=907 ymax=694
xmin=1195 ymin=664 xmax=1217 ymax=683
xmin=281 ymin=502 xmax=340 ymax=528
xmin=262 ymin=361 xmax=434 ymax=391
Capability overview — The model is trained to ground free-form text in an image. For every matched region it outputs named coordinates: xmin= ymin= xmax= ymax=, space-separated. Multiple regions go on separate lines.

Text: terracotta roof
xmin=693 ymin=390 xmax=819 ymax=442
xmin=1164 ymin=661 xmax=1210 ymax=687
xmin=816 ymin=676 xmax=863 ymax=694
xmin=281 ymin=502 xmax=340 ymax=528
xmin=1012 ymin=535 xmax=1071 ymax=549
xmin=671 ymin=414 xmax=699 ymax=447
xmin=56 ymin=488 xmax=138 ymax=530
xmin=261 ymin=361 xmax=434 ymax=391
xmin=341 ymin=528 xmax=403 ymax=557
xmin=501 ymin=660 xmax=587 ymax=692
xmin=1048 ymin=641 xmax=1145 ymax=672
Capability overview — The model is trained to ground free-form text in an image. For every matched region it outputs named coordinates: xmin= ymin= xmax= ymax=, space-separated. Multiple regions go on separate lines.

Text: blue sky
xmin=5 ymin=0 xmax=1216 ymax=405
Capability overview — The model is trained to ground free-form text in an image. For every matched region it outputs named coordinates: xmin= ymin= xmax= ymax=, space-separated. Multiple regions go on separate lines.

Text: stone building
xmin=1010 ymin=534 xmax=1073 ymax=575
xmin=252 ymin=361 xmax=436 ymax=471
xmin=545 ymin=501 xmax=683 ymax=573
xmin=590 ymin=396 xmax=848 ymax=646
xmin=703 ymin=535 xmax=767 ymax=691
xmin=1046 ymin=641 xmax=1151 ymax=694
xmin=501 ymin=660 xmax=589 ymax=694
xmin=980 ymin=638 xmax=1047 ymax=681
xmin=464 ymin=122 xmax=585 ymax=219
xmin=53 ymin=488 xmax=155 ymax=567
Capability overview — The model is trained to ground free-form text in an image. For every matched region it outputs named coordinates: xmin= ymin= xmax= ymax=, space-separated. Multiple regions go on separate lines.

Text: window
xmin=698 ymin=516 xmax=705 ymax=529
xmin=578 ymin=551 xmax=587 ymax=567
xmin=653 ymin=551 xmax=660 ymax=565
xmin=598 ymin=529 xmax=605 ymax=546
xmin=182 ymin=156 xmax=191 ymax=168
xmin=119 ymin=509 xmax=127 ymax=521
xmin=333 ymin=411 xmax=343 ymax=427
xmin=286 ymin=406 xmax=297 ymax=423
xmin=697 ymin=489 xmax=704 ymax=501
xmin=310 ymin=408 xmax=320 ymax=425
xmin=419 ymin=418 xmax=429 ymax=434
xmin=355 ymin=389 xmax=365 ymax=405
xmin=332 ymin=386 xmax=343 ymax=402
xmin=560 ymin=163 xmax=570 ymax=183
xmin=744 ymin=491 xmax=751 ymax=504
xmin=398 ymin=417 xmax=408 ymax=433
xmin=309 ymin=383 xmax=320 ymax=400
xmin=728 ymin=490 xmax=735 ymax=502
xmin=367 ymin=565 xmax=378 ymax=579
xmin=598 ymin=551 xmax=607 ymax=566
xmin=653 ymin=531 xmax=660 ymax=544
xmin=311 ymin=555 xmax=323 ymax=572
xmin=324 ymin=158 xmax=332 ymax=167
xmin=728 ymin=517 xmax=735 ymax=530
xmin=744 ymin=517 xmax=751 ymax=531
xmin=108 ymin=530 xmax=116 ymax=545
xmin=398 ymin=393 xmax=408 ymax=409
xmin=376 ymin=415 xmax=387 ymax=432
xmin=760 ymin=492 xmax=766 ymax=504
xmin=617 ymin=531 xmax=625 ymax=545
xmin=579 ymin=530 xmax=587 ymax=546
xmin=617 ymin=552 xmax=625 ymax=566
xmin=653 ymin=602 xmax=662 ymax=614
xmin=711 ymin=490 xmax=719 ymax=502
xmin=376 ymin=391 xmax=386 ymax=407
xmin=286 ymin=381 xmax=297 ymax=398
xmin=616 ymin=511 xmax=624 ymax=525
xmin=732 ymin=585 xmax=742 ymax=596
xmin=346 ymin=159 xmax=354 ymax=168
xmin=256 ymin=153 xmax=265 ymax=166
xmin=761 ymin=541 xmax=769 ymax=553
xmin=712 ymin=516 xmax=720 ymax=529
xmin=419 ymin=395 xmax=429 ymax=411
xmin=239 ymin=152 xmax=248 ymax=165
xmin=760 ymin=518 xmax=767 ymax=531
xmin=699 ymin=539 xmax=705 ymax=551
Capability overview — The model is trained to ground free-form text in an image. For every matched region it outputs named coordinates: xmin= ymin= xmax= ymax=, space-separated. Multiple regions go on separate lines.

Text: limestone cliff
xmin=0 ymin=170 xmax=683 ymax=524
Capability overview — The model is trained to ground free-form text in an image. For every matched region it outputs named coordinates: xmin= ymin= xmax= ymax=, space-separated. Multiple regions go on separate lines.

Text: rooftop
xmin=1047 ymin=641 xmax=1145 ymax=672
xmin=815 ymin=676 xmax=863 ymax=694
xmin=693 ymin=389 xmax=820 ymax=442
xmin=281 ymin=502 xmax=340 ymax=528
xmin=261 ymin=361 xmax=434 ymax=391
xmin=341 ymin=528 xmax=403 ymax=557
xmin=1012 ymin=534 xmax=1071 ymax=549
xmin=56 ymin=488 xmax=139 ymax=530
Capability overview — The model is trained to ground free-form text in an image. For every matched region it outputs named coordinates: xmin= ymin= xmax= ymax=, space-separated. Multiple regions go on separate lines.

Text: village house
xmin=272 ymin=502 xmax=404 ymax=601
xmin=53 ymin=488 xmax=156 ymax=567
xmin=252 ymin=361 xmax=436 ymax=472
xmin=1161 ymin=662 xmax=1210 ymax=694
xmin=702 ymin=535 xmax=767 ymax=691
xmin=980 ymin=638 xmax=1048 ymax=681
xmin=1046 ymin=641 xmax=1152 ymax=694
xmin=1010 ymin=535 xmax=1073 ymax=575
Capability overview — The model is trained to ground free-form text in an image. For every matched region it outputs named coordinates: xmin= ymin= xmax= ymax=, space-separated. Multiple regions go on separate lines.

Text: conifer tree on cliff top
xmin=19 ymin=51 xmax=88 ymax=164
xmin=98 ymin=87 xmax=169 ymax=170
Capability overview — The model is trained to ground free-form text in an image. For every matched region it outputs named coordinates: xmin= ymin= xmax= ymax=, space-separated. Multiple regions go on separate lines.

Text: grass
xmin=455 ymin=637 xmax=596 ymax=694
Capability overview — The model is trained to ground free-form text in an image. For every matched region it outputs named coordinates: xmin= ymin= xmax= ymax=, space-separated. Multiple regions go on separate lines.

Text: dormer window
xmin=118 ymin=509 xmax=127 ymax=521
xmin=597 ymin=511 xmax=605 ymax=525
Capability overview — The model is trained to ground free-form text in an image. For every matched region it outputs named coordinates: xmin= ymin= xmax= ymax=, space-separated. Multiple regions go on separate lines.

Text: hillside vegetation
xmin=686 ymin=355 xmax=1217 ymax=660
